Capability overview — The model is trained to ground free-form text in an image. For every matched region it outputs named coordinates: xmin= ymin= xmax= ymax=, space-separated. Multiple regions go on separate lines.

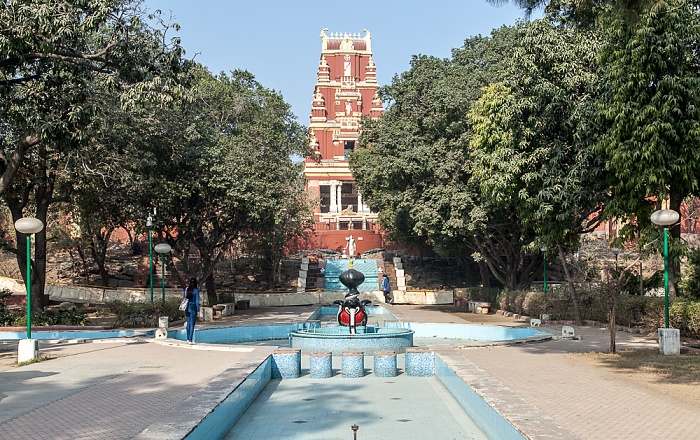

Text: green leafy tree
xmin=597 ymin=0 xmax=700 ymax=296
xmin=469 ymin=16 xmax=605 ymax=322
xmin=486 ymin=0 xmax=658 ymax=24
xmin=0 ymin=1 xmax=184 ymax=309
xmin=150 ymin=68 xmax=309 ymax=304
xmin=353 ymin=25 xmax=551 ymax=289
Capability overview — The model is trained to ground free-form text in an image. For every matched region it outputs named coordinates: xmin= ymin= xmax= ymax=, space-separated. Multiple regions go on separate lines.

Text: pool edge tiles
xmin=171 ymin=324 xmax=296 ymax=344
xmin=134 ymin=353 xmax=273 ymax=440
xmin=434 ymin=355 xmax=526 ymax=440
xmin=0 ymin=329 xmax=152 ymax=340
xmin=434 ymin=349 xmax=576 ymax=439
xmin=411 ymin=322 xmax=550 ymax=342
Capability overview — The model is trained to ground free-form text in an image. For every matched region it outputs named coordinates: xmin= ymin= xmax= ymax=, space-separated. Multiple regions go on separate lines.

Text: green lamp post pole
xmin=611 ymin=247 xmax=621 ymax=272
xmin=651 ymin=209 xmax=679 ymax=329
xmin=155 ymin=243 xmax=172 ymax=305
xmin=14 ymin=218 xmax=44 ymax=340
xmin=540 ymin=245 xmax=547 ymax=295
xmin=663 ymin=228 xmax=670 ymax=328
xmin=147 ymin=216 xmax=154 ymax=303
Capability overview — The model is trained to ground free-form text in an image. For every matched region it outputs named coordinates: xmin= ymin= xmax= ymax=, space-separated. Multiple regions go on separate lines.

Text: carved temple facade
xmin=302 ymin=29 xmax=384 ymax=255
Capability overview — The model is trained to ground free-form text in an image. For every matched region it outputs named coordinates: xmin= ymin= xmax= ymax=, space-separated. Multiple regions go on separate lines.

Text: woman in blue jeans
xmin=184 ymin=277 xmax=201 ymax=343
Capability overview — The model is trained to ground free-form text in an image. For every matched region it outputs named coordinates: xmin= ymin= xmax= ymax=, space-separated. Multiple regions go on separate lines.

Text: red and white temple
xmin=302 ymin=29 xmax=385 ymax=256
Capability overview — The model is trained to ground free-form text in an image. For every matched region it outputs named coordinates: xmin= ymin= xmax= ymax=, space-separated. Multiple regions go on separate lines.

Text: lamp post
xmin=651 ymin=209 xmax=679 ymax=329
xmin=154 ymin=243 xmax=171 ymax=305
xmin=15 ymin=218 xmax=44 ymax=338
xmin=540 ymin=245 xmax=547 ymax=295
xmin=611 ymin=247 xmax=621 ymax=271
xmin=15 ymin=217 xmax=44 ymax=363
xmin=147 ymin=216 xmax=154 ymax=303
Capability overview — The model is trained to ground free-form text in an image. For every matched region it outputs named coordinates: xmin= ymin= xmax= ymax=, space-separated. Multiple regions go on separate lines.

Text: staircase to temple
xmin=323 ymin=259 xmax=379 ymax=292
xmin=381 ymin=255 xmax=404 ymax=292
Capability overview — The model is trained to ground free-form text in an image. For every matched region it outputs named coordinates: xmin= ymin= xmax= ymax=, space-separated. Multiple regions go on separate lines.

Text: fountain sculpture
xmin=289 ymin=258 xmax=414 ymax=355
xmin=333 ymin=260 xmax=371 ymax=334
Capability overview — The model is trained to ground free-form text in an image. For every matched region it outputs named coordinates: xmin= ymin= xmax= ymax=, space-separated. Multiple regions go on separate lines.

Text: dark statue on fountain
xmin=333 ymin=260 xmax=371 ymax=334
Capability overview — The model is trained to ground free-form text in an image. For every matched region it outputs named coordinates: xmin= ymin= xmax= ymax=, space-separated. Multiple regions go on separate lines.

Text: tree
xmin=353 ymin=25 xmax=550 ymax=289
xmin=150 ymin=68 xmax=309 ymax=305
xmin=486 ymin=0 xmax=658 ymax=24
xmin=0 ymin=1 xmax=185 ymax=309
xmin=469 ymin=16 xmax=605 ymax=322
xmin=596 ymin=0 xmax=700 ymax=296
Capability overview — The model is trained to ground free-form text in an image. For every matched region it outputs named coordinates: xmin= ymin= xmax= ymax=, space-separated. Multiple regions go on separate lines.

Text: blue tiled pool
xmin=0 ymin=329 xmax=151 ymax=340
xmin=411 ymin=323 xmax=549 ymax=342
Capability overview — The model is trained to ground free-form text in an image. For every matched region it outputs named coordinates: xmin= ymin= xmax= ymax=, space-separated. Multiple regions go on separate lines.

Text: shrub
xmin=0 ymin=306 xmax=90 ymax=327
xmin=105 ymin=299 xmax=185 ymax=328
xmin=217 ymin=292 xmax=236 ymax=304
xmin=37 ymin=309 xmax=91 ymax=326
xmin=498 ymin=290 xmax=546 ymax=317
xmin=686 ymin=302 xmax=700 ymax=337
xmin=679 ymin=247 xmax=700 ymax=300
xmin=668 ymin=300 xmax=700 ymax=338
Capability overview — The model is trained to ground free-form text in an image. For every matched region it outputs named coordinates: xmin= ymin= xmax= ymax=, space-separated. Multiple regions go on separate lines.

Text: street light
xmin=154 ymin=243 xmax=171 ymax=305
xmin=651 ymin=209 xmax=679 ymax=328
xmin=540 ymin=245 xmax=547 ymax=294
xmin=147 ymin=216 xmax=154 ymax=303
xmin=14 ymin=218 xmax=44 ymax=339
xmin=611 ymin=247 xmax=621 ymax=271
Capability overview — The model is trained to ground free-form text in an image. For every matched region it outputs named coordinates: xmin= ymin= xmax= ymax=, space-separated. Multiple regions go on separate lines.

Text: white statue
xmin=346 ymin=235 xmax=356 ymax=257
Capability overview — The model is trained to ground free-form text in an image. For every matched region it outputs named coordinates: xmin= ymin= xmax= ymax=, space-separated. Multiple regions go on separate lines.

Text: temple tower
xmin=303 ymin=29 xmax=384 ymax=255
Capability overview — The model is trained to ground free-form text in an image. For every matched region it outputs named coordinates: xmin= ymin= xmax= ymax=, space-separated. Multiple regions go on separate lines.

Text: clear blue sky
xmin=145 ymin=1 xmax=538 ymax=123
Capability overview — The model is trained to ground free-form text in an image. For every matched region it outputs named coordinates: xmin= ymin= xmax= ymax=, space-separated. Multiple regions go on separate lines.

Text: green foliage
xmin=140 ymin=67 xmax=310 ymax=303
xmin=679 ymin=247 xmax=700 ymax=300
xmin=497 ymin=287 xmax=700 ymax=337
xmin=669 ymin=300 xmax=700 ymax=337
xmin=1 ymin=0 xmax=187 ymax=307
xmin=470 ymin=17 xmax=605 ymax=252
xmin=37 ymin=309 xmax=91 ymax=326
xmin=216 ymin=292 xmax=236 ymax=304
xmin=0 ymin=288 xmax=15 ymax=326
xmin=105 ymin=299 xmax=183 ymax=328
xmin=597 ymin=0 xmax=700 ymax=231
xmin=353 ymin=25 xmax=552 ymax=289
xmin=462 ymin=287 xmax=501 ymax=305
xmin=0 ymin=307 xmax=90 ymax=327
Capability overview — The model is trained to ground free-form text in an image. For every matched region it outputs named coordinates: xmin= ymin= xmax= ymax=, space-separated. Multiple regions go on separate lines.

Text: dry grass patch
xmin=574 ymin=349 xmax=700 ymax=408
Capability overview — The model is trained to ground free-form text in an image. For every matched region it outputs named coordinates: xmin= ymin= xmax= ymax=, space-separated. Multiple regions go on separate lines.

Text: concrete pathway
xmin=0 ymin=304 xmax=698 ymax=439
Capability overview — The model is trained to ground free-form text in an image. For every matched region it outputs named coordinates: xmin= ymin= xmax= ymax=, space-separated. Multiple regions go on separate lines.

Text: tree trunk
xmin=478 ymin=260 xmax=491 ymax=288
xmin=204 ymin=272 xmax=217 ymax=306
xmin=0 ymin=134 xmax=40 ymax=196
xmin=558 ymin=244 xmax=582 ymax=325
xmin=609 ymin=300 xmax=617 ymax=354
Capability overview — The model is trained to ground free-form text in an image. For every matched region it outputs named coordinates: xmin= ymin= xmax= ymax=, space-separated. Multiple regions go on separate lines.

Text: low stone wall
xmin=395 ymin=290 xmax=453 ymax=305
xmin=45 ymin=284 xmax=184 ymax=304
xmin=18 ymin=279 xmax=454 ymax=307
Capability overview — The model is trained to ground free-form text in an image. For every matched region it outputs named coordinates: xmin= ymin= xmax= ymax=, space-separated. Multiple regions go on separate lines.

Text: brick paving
xmin=1 ymin=304 xmax=698 ymax=439
xmin=393 ymin=304 xmax=700 ymax=440
xmin=0 ymin=340 xmax=274 ymax=440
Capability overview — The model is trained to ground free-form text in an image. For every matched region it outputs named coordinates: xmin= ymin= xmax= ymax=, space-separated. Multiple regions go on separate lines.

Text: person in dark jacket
xmin=184 ymin=277 xmax=201 ymax=343
xmin=382 ymin=276 xmax=393 ymax=304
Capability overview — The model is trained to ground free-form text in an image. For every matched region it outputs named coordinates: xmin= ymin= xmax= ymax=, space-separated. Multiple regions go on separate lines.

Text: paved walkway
xmin=0 ymin=305 xmax=698 ymax=439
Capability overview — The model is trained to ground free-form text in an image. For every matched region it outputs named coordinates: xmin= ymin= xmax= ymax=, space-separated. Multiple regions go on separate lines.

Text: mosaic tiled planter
xmin=342 ymin=351 xmax=365 ymax=377
xmin=309 ymin=351 xmax=333 ymax=378
xmin=373 ymin=350 xmax=397 ymax=377
xmin=405 ymin=347 xmax=434 ymax=377
xmin=271 ymin=348 xmax=301 ymax=379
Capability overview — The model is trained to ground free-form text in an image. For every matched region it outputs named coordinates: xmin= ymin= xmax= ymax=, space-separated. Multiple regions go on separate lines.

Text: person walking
xmin=382 ymin=275 xmax=393 ymax=304
xmin=184 ymin=277 xmax=201 ymax=343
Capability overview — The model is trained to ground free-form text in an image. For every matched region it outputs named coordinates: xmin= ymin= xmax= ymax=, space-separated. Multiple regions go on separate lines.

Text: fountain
xmin=332 ymin=261 xmax=371 ymax=334
xmin=289 ymin=259 xmax=414 ymax=355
